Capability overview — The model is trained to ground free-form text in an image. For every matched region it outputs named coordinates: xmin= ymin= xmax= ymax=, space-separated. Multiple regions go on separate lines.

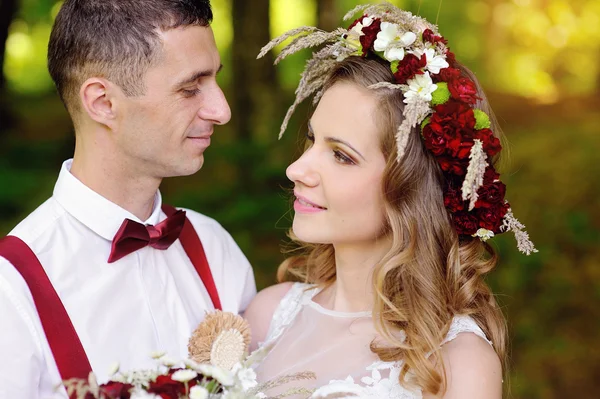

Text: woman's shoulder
xmin=425 ymin=315 xmax=502 ymax=399
xmin=244 ymin=282 xmax=301 ymax=351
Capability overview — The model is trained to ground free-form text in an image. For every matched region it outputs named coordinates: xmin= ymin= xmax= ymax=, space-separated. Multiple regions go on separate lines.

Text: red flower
xmin=148 ymin=374 xmax=187 ymax=399
xmin=444 ymin=185 xmax=466 ymax=212
xmin=483 ymin=167 xmax=500 ymax=184
xmin=359 ymin=18 xmax=381 ymax=54
xmin=473 ymin=128 xmax=502 ymax=157
xmin=100 ymin=382 xmax=134 ymax=399
xmin=422 ymin=121 xmax=462 ymax=156
xmin=422 ymin=29 xmax=447 ymax=45
xmin=476 ymin=203 xmax=509 ymax=233
xmin=436 ymin=67 xmax=461 ymax=83
xmin=445 ymin=50 xmax=457 ymax=67
xmin=453 ymin=212 xmax=479 ymax=235
xmin=475 ymin=181 xmax=506 ymax=209
xmin=393 ymin=53 xmax=427 ymax=84
xmin=438 ymin=156 xmax=468 ymax=175
xmin=448 ymin=76 xmax=480 ymax=104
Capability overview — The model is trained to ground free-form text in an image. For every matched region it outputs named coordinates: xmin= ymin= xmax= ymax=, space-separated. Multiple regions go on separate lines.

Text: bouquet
xmin=63 ymin=311 xmax=316 ymax=399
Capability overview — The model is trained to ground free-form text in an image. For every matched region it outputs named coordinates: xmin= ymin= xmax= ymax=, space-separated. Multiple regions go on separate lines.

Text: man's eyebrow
xmin=176 ymin=64 xmax=223 ymax=86
xmin=308 ymin=120 xmax=366 ymax=161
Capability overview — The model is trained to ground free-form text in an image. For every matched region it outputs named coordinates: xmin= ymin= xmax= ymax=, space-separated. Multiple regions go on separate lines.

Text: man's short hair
xmin=47 ymin=0 xmax=213 ymax=117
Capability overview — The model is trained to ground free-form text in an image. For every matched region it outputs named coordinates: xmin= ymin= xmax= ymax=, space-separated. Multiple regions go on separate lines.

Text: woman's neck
xmin=318 ymin=236 xmax=392 ymax=313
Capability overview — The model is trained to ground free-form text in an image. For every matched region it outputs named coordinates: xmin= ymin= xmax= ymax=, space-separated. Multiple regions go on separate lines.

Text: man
xmin=0 ymin=1 xmax=256 ymax=397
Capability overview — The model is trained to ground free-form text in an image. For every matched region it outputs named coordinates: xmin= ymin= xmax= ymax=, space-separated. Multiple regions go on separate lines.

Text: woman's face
xmin=287 ymin=82 xmax=388 ymax=247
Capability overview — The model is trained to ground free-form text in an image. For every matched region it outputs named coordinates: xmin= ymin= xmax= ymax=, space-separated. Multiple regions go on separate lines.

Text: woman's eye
xmin=333 ymin=149 xmax=354 ymax=165
xmin=305 ymin=130 xmax=315 ymax=142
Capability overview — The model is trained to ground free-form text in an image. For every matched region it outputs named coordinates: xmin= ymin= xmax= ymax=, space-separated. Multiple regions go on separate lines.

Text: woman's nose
xmin=286 ymin=150 xmax=320 ymax=187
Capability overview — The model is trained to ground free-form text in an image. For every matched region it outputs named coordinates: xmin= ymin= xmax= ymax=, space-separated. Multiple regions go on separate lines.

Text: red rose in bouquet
xmin=394 ymin=53 xmax=427 ymax=84
xmin=453 ymin=211 xmax=479 ymax=235
xmin=100 ymin=381 xmax=134 ymax=399
xmin=448 ymin=76 xmax=480 ymax=104
xmin=148 ymin=372 xmax=195 ymax=399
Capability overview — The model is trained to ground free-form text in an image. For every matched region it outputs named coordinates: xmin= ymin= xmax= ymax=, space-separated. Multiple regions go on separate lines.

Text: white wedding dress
xmin=254 ymin=283 xmax=493 ymax=399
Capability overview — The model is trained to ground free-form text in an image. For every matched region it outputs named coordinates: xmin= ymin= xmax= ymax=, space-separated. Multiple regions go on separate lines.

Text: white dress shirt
xmin=0 ymin=159 xmax=256 ymax=398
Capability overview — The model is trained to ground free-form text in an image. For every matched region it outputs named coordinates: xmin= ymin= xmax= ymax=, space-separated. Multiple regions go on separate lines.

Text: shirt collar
xmin=53 ymin=159 xmax=164 ymax=241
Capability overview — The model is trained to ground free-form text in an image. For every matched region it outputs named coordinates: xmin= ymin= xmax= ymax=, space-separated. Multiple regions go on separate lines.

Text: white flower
xmin=150 ymin=351 xmax=166 ymax=360
xmin=130 ymin=390 xmax=160 ymax=399
xmin=374 ymin=22 xmax=417 ymax=61
xmin=403 ymin=72 xmax=438 ymax=104
xmin=197 ymin=364 xmax=235 ymax=387
xmin=412 ymin=48 xmax=449 ymax=74
xmin=236 ymin=366 xmax=258 ymax=391
xmin=159 ymin=356 xmax=178 ymax=367
xmin=189 ymin=386 xmax=209 ymax=399
xmin=107 ymin=362 xmax=120 ymax=376
xmin=473 ymin=228 xmax=495 ymax=241
xmin=362 ymin=16 xmax=374 ymax=27
xmin=171 ymin=369 xmax=198 ymax=383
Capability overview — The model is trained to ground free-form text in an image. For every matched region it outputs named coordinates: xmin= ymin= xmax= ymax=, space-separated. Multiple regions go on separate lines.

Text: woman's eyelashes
xmin=333 ymin=149 xmax=355 ymax=165
xmin=306 ymin=130 xmax=356 ymax=165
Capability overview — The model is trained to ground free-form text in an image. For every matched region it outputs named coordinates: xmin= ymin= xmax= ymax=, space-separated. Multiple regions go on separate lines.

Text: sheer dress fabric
xmin=254 ymin=283 xmax=492 ymax=399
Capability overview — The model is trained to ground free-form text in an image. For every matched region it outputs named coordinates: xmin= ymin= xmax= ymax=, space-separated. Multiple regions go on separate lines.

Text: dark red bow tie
xmin=107 ymin=210 xmax=187 ymax=263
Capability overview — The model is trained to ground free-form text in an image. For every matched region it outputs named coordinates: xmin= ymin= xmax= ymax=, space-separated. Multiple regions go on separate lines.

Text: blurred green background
xmin=0 ymin=0 xmax=598 ymax=397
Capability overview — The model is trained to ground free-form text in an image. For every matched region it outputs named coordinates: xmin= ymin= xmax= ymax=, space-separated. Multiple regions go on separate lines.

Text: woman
xmin=245 ymin=4 xmax=536 ymax=398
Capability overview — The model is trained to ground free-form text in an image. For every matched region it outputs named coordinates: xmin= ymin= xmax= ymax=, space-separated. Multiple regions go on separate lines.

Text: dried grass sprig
xmin=396 ymin=98 xmax=431 ymax=161
xmin=249 ymin=371 xmax=317 ymax=396
xmin=368 ymin=82 xmax=405 ymax=91
xmin=462 ymin=140 xmax=488 ymax=211
xmin=257 ymin=26 xmax=319 ymax=59
xmin=274 ymin=28 xmax=347 ymax=65
xmin=501 ymin=208 xmax=538 ymax=255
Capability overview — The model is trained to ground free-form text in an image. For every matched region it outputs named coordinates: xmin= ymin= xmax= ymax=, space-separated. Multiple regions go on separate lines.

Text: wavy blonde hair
xmin=278 ymin=56 xmax=507 ymax=395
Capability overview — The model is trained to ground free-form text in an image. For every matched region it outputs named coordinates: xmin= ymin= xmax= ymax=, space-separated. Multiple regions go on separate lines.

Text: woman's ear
xmin=79 ymin=77 xmax=119 ymax=129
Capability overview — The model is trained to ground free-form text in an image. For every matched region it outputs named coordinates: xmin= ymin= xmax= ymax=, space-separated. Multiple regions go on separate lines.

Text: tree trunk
xmin=231 ymin=0 xmax=279 ymax=142
xmin=0 ymin=0 xmax=18 ymax=133
xmin=317 ymin=0 xmax=337 ymax=31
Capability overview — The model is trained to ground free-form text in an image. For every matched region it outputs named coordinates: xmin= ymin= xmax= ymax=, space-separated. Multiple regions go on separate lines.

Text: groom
xmin=0 ymin=0 xmax=256 ymax=397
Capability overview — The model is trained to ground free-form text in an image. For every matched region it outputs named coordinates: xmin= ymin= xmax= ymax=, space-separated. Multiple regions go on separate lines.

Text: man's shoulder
xmin=8 ymin=197 xmax=64 ymax=247
xmin=176 ymin=207 xmax=224 ymax=231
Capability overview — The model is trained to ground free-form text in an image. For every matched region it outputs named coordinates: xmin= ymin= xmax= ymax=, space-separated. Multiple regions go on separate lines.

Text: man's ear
xmin=79 ymin=78 xmax=119 ymax=129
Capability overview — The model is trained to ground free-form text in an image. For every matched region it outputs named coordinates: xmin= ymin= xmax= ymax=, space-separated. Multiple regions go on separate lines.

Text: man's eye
xmin=182 ymin=88 xmax=201 ymax=97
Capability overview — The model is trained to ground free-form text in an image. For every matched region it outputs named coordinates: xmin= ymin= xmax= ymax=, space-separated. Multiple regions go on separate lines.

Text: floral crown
xmin=258 ymin=3 xmax=537 ymax=255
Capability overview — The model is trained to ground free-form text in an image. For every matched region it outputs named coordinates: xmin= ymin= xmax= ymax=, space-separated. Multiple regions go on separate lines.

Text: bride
xmin=245 ymin=3 xmax=536 ymax=398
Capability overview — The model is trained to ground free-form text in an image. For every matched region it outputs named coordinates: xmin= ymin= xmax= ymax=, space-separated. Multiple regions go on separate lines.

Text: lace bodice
xmin=254 ymin=283 xmax=492 ymax=399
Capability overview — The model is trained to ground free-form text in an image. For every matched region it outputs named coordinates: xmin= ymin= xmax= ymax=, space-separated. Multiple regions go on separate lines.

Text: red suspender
xmin=162 ymin=204 xmax=222 ymax=310
xmin=0 ymin=236 xmax=92 ymax=381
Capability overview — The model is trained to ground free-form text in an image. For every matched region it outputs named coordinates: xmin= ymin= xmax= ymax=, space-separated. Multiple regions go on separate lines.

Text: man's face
xmin=114 ymin=25 xmax=230 ymax=179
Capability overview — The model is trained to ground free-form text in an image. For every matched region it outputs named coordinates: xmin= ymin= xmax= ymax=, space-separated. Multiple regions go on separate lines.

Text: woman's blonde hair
xmin=278 ymin=56 xmax=507 ymax=395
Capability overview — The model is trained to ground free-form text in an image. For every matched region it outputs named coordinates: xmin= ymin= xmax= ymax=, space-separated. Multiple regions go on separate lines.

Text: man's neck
xmin=70 ymin=148 xmax=161 ymax=221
